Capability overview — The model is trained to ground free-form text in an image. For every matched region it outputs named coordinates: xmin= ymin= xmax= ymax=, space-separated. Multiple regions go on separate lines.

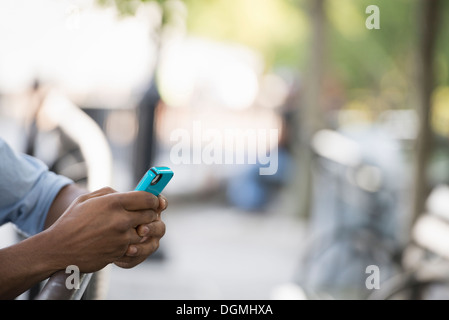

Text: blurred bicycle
xmin=272 ymin=126 xmax=449 ymax=300
xmin=367 ymin=184 xmax=449 ymax=300
xmin=289 ymin=127 xmax=407 ymax=299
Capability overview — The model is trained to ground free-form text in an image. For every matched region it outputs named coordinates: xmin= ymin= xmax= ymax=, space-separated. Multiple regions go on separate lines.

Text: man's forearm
xmin=0 ymin=229 xmax=63 ymax=299
xmin=0 ymin=183 xmax=88 ymax=299
xmin=44 ymin=183 xmax=89 ymax=229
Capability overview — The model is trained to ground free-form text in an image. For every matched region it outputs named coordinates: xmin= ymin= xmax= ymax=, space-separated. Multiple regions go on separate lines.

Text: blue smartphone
xmin=135 ymin=166 xmax=174 ymax=196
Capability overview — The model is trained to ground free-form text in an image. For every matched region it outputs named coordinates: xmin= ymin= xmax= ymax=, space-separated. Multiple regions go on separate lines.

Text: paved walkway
xmin=105 ymin=198 xmax=306 ymax=300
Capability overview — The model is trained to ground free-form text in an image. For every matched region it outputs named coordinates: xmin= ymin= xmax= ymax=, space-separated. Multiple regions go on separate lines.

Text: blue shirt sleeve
xmin=0 ymin=138 xmax=73 ymax=237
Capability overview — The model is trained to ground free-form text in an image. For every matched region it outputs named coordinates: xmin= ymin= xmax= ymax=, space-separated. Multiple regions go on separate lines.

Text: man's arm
xmin=0 ymin=222 xmax=65 ymax=299
xmin=0 ymin=183 xmax=86 ymax=299
xmin=0 ymin=187 xmax=166 ymax=299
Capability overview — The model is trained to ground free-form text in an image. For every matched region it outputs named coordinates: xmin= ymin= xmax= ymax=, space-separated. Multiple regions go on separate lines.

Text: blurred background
xmin=1 ymin=0 xmax=449 ymax=300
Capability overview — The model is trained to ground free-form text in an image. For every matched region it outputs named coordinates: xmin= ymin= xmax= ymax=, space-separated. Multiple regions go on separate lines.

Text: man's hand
xmin=43 ymin=187 xmax=166 ymax=273
xmin=0 ymin=185 xmax=169 ymax=299
xmin=114 ymin=194 xmax=167 ymax=269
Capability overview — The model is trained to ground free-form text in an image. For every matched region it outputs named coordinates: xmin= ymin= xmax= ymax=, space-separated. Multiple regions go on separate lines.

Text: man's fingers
xmin=128 ymin=229 xmax=144 ymax=245
xmin=126 ymin=221 xmax=166 ymax=257
xmin=124 ymin=239 xmax=160 ymax=258
xmin=117 ymin=191 xmax=159 ymax=211
xmin=125 ymin=244 xmax=140 ymax=257
xmin=76 ymin=186 xmax=117 ymax=202
xmin=136 ymin=224 xmax=151 ymax=237
xmin=158 ymin=194 xmax=168 ymax=211
xmin=136 ymin=220 xmax=166 ymax=238
xmin=126 ymin=209 xmax=159 ymax=229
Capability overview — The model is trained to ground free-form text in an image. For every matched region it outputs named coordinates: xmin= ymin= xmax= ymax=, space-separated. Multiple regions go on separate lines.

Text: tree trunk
xmin=287 ymin=0 xmax=327 ymax=219
xmin=410 ymin=0 xmax=441 ymax=228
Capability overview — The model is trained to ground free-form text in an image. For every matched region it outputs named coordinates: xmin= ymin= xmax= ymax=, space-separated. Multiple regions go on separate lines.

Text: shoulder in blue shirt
xmin=0 ymin=138 xmax=73 ymax=237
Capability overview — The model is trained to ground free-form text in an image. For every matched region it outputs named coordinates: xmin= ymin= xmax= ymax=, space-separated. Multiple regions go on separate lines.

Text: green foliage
xmin=182 ymin=0 xmax=309 ymax=70
xmin=435 ymin=0 xmax=449 ymax=87
xmin=325 ymin=0 xmax=417 ymax=95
